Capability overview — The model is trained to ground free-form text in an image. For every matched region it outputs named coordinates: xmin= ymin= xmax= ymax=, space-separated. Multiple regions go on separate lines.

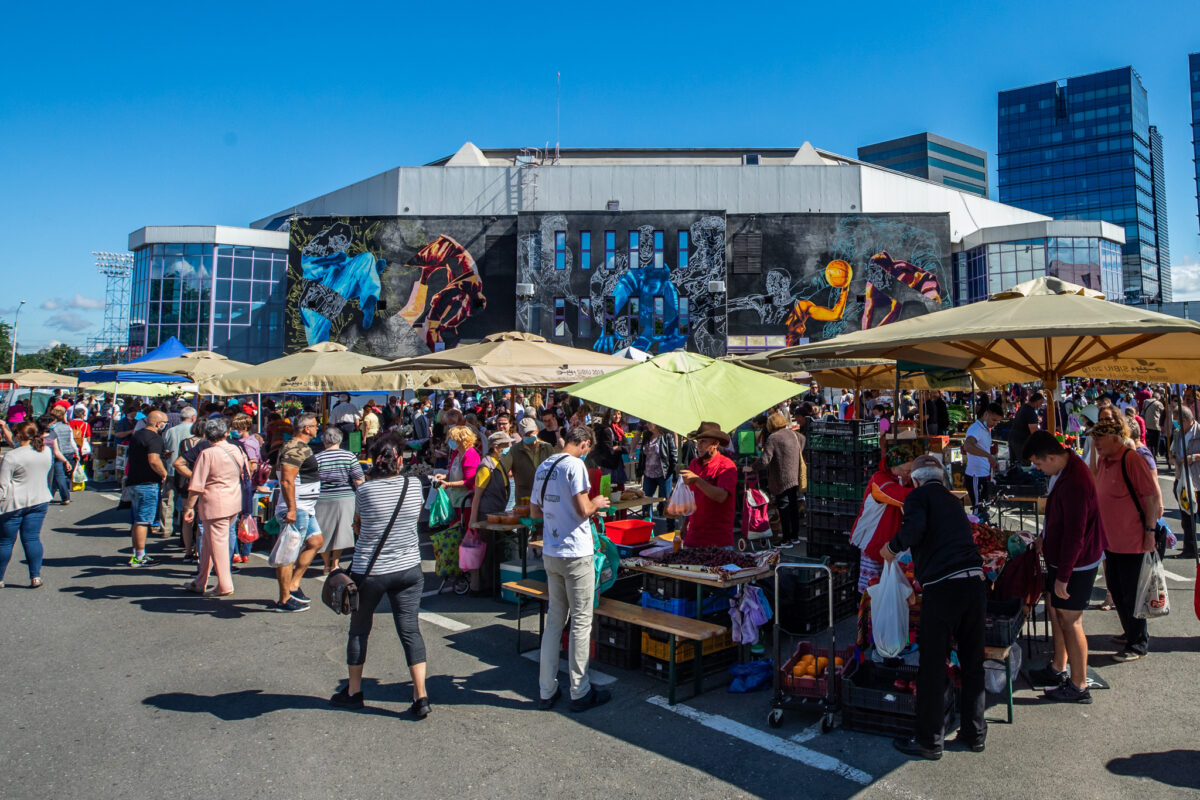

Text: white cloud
xmin=1171 ymin=258 xmax=1200 ymax=301
xmin=42 ymin=293 xmax=103 ymax=311
xmin=45 ymin=311 xmax=94 ymax=333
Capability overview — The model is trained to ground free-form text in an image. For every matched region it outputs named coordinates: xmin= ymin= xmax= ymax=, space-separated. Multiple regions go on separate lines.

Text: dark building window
xmin=678 ymin=297 xmax=690 ymax=334
xmin=653 ymin=296 xmax=665 ymax=334
xmin=628 ymin=231 xmax=639 ymax=266
xmin=653 ymin=231 xmax=664 ymax=268
xmin=579 ymin=299 xmax=592 ymax=337
xmin=677 ymin=231 xmax=689 ymax=269
xmin=554 ymin=231 xmax=566 ymax=270
xmin=603 ymin=296 xmax=616 ymax=334
xmin=732 ymin=232 xmax=763 ymax=274
xmin=604 ymin=231 xmax=616 ymax=269
xmin=553 ymin=297 xmax=566 ymax=336
xmin=629 ymin=297 xmax=640 ymax=336
xmin=580 ymin=231 xmax=591 ymax=270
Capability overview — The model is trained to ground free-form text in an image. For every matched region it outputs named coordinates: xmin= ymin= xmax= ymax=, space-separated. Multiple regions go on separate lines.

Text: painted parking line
xmin=419 ymin=612 xmax=471 ymax=632
xmin=100 ymin=493 xmax=121 ymax=501
xmin=646 ymin=695 xmax=871 ymax=786
xmin=520 ymin=651 xmax=617 ymax=686
xmin=1161 ymin=568 xmax=1191 ymax=583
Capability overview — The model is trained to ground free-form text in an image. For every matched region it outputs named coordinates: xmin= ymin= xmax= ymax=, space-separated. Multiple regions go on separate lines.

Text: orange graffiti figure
xmin=398 ymin=235 xmax=487 ymax=350
xmin=784 ymin=259 xmax=853 ymax=344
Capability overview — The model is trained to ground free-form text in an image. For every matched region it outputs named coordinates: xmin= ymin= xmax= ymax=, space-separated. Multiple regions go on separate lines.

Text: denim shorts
xmin=277 ymin=507 xmax=322 ymax=541
xmin=129 ymin=483 xmax=160 ymax=526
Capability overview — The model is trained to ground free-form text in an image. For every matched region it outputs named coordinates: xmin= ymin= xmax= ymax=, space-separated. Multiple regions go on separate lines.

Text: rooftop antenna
xmin=555 ymin=71 xmax=561 ymax=161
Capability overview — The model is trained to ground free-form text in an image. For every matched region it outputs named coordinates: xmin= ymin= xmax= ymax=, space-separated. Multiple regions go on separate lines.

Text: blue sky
xmin=2 ymin=1 xmax=1198 ymax=351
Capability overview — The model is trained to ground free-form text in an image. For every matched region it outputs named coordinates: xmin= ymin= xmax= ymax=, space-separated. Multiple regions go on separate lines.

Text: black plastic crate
xmin=808 ymin=449 xmax=879 ymax=470
xmin=842 ymin=701 xmax=956 ymax=739
xmin=806 ymin=496 xmax=862 ymax=517
xmin=806 ymin=539 xmax=860 ymax=563
xmin=642 ymin=573 xmax=692 ymax=601
xmin=983 ymin=598 xmax=1026 ymax=647
xmin=595 ymin=616 xmax=641 ymax=650
xmin=604 ymin=574 xmax=643 ymax=604
xmin=808 ymin=512 xmax=857 ymax=535
xmin=809 ymin=419 xmax=881 ymax=438
xmin=778 ymin=590 xmax=844 ymax=635
xmin=843 ymin=661 xmax=957 ymax=716
xmin=807 ymin=526 xmax=854 ymax=549
xmin=640 ymin=647 xmax=736 ymax=683
xmin=812 ymin=464 xmax=876 ymax=485
xmin=595 ymin=641 xmax=641 ymax=670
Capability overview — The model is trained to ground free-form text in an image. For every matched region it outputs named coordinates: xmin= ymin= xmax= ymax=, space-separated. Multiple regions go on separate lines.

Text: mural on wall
xmin=286 ymin=216 xmax=514 ymax=358
xmin=726 ymin=214 xmax=949 ymax=345
xmin=516 ymin=212 xmax=727 ymax=357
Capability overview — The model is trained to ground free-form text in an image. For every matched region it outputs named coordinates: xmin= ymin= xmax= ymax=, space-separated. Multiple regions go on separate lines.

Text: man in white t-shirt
xmin=330 ymin=394 xmax=359 ymax=438
xmin=963 ymin=402 xmax=1003 ymax=507
xmin=530 ymin=425 xmax=612 ymax=713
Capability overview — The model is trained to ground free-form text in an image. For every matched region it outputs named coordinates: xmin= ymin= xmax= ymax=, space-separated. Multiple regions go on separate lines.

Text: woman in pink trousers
xmin=181 ymin=417 xmax=249 ymax=597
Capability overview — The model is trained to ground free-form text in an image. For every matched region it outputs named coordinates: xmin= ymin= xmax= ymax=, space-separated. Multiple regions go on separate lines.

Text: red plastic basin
xmin=604 ymin=519 xmax=654 ymax=545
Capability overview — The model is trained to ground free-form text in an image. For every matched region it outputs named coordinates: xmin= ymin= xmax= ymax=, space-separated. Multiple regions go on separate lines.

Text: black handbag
xmin=1118 ymin=450 xmax=1167 ymax=558
xmin=322 ymin=477 xmax=411 ymax=615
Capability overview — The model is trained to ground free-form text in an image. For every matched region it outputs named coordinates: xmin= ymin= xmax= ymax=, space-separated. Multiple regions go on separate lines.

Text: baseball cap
xmin=488 ymin=431 xmax=515 ymax=449
xmin=517 ymin=418 xmax=538 ymax=435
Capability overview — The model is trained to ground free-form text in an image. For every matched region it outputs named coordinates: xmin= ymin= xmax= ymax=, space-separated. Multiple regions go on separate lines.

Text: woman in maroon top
xmin=1025 ymin=430 xmax=1107 ymax=704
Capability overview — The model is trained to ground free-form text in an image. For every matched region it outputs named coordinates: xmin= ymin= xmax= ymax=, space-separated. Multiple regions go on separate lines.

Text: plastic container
xmin=641 ymin=647 xmax=736 ymax=683
xmin=638 ymin=591 xmax=730 ymax=618
xmin=499 ymin=561 xmax=547 ymax=604
xmin=780 ymin=641 xmax=855 ymax=699
xmin=641 ymin=629 xmax=734 ymax=663
xmin=604 ymin=519 xmax=654 ymax=546
xmin=983 ymin=598 xmax=1026 ymax=647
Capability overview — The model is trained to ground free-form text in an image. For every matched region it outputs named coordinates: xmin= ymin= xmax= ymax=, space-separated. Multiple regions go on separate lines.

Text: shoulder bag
xmin=1118 ymin=449 xmax=1167 ymax=558
xmin=322 ymin=477 xmax=411 ymax=615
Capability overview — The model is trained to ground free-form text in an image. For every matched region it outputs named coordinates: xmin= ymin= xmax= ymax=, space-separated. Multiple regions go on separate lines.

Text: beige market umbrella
xmin=0 ymin=369 xmax=78 ymax=388
xmin=363 ymin=331 xmax=631 ymax=388
xmin=78 ymin=381 xmax=193 ymax=398
xmin=769 ymin=276 xmax=1200 ymax=431
xmin=200 ymin=342 xmax=410 ymax=394
xmin=84 ymin=350 xmax=252 ymax=382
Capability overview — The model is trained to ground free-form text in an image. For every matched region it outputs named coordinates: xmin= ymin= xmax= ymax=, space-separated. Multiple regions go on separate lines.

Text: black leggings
xmin=347 ymin=564 xmax=426 ymax=667
xmin=775 ymin=486 xmax=800 ymax=542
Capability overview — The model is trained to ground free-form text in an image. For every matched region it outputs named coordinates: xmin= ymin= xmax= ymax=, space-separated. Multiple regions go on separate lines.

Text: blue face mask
xmin=523 ymin=435 xmax=537 ymax=445
xmin=448 ymin=440 xmax=459 ymax=451
xmin=229 ymin=430 xmax=242 ymax=439
xmin=500 ymin=446 xmax=511 ymax=456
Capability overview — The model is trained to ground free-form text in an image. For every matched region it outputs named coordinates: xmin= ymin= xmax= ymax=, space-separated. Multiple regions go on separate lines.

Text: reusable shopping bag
xmin=1133 ymin=550 xmax=1170 ymax=619
xmin=591 ymin=519 xmax=619 ymax=606
xmin=268 ymin=523 xmax=302 ymax=567
xmin=867 ymin=559 xmax=912 ymax=658
xmin=428 ymin=486 xmax=455 ymax=530
xmin=458 ymin=529 xmax=487 ymax=571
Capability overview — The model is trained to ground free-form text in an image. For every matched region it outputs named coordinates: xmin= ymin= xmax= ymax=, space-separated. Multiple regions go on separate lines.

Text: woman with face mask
xmin=466 ymin=431 xmax=516 ymax=594
xmin=432 ymin=425 xmax=479 ymax=520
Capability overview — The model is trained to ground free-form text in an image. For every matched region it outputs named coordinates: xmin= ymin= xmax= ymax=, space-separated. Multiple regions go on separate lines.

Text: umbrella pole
xmin=892 ymin=368 xmax=900 ymax=446
xmin=1174 ymin=384 xmax=1195 ymax=541
xmin=256 ymin=393 xmax=262 ymax=434
xmin=1044 ymin=374 xmax=1058 ymax=435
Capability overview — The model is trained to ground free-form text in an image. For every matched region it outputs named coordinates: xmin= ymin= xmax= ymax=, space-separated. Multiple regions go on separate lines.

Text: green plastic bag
xmin=429 ymin=486 xmax=454 ymax=531
xmin=591 ymin=519 xmax=620 ymax=607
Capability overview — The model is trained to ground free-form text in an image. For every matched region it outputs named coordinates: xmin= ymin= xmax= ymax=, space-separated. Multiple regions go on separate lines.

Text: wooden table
xmin=624 ymin=562 xmax=772 ymax=619
xmin=606 ymin=495 xmax=663 ymax=516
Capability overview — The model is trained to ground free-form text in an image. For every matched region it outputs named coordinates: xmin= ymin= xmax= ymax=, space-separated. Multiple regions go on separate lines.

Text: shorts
xmin=1044 ymin=564 xmax=1098 ymax=611
xmin=128 ymin=483 xmax=160 ymax=526
xmin=276 ymin=507 xmax=322 ymax=542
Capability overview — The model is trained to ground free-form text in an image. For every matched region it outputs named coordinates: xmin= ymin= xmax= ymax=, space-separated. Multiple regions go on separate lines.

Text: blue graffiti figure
xmin=299 ymin=251 xmax=385 ymax=346
xmin=593 ymin=263 xmax=687 ymax=354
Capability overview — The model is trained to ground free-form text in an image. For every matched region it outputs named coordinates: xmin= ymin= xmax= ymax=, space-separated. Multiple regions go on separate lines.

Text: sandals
xmin=31 ymin=577 xmax=43 ymax=589
xmin=183 ymin=582 xmax=206 ymax=594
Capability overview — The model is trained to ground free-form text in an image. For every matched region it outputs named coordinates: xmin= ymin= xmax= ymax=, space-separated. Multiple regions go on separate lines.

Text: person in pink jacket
xmin=181 ymin=417 xmax=248 ymax=598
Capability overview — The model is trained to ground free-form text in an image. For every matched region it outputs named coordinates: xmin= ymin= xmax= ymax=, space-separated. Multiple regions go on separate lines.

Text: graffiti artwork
xmin=726 ymin=214 xmax=949 ymax=346
xmin=286 ymin=216 xmax=511 ymax=358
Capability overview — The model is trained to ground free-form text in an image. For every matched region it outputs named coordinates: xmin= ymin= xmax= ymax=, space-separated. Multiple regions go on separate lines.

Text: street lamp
xmin=9 ymin=299 xmax=26 ymax=373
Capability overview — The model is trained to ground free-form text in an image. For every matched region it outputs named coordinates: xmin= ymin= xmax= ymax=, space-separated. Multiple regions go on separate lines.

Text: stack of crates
xmin=777 ymin=559 xmax=860 ymax=632
xmin=594 ymin=616 xmax=642 ymax=670
xmin=805 ymin=419 xmax=878 ymax=565
xmin=638 ymin=574 xmax=736 ymax=681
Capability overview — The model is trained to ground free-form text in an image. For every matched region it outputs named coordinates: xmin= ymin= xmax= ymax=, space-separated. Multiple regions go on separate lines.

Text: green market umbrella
xmin=563 ymin=350 xmax=803 ymax=435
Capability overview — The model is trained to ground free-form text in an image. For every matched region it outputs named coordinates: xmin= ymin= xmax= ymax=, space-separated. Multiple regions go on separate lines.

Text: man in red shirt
xmin=679 ymin=422 xmax=737 ymax=548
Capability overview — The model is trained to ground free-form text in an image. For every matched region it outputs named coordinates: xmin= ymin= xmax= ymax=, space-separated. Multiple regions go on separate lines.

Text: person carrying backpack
xmin=530 ymin=425 xmax=611 ymax=713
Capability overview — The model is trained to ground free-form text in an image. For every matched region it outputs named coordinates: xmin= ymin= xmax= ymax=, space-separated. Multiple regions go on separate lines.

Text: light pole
xmin=9 ymin=299 xmax=26 ymax=373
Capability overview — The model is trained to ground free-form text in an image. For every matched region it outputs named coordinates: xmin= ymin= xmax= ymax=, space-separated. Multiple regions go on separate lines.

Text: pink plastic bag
xmin=458 ymin=530 xmax=487 ymax=571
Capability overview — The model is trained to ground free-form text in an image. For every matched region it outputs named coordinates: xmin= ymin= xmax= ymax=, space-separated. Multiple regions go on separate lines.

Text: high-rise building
xmin=857 ymin=132 xmax=988 ymax=196
xmin=998 ymin=67 xmax=1165 ymax=303
xmin=1191 ymin=52 xmax=1200 ymax=235
xmin=1150 ymin=125 xmax=1171 ymax=301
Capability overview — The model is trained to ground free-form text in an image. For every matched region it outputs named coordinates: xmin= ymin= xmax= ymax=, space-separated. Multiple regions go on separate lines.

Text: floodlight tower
xmin=86 ymin=251 xmax=134 ymax=361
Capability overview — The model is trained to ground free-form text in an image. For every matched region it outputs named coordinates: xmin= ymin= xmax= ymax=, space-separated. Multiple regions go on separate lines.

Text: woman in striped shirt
xmin=315 ymin=427 xmax=365 ymax=574
xmin=330 ymin=435 xmax=430 ymax=717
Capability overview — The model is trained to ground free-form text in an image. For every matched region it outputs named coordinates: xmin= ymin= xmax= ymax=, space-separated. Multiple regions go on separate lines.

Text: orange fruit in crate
xmin=804 ymin=665 xmax=817 ymax=677
xmin=834 ymin=657 xmax=845 ymax=667
xmin=800 ymin=654 xmax=815 ymax=664
xmin=791 ymin=664 xmax=806 ymax=677
xmin=816 ymin=657 xmax=829 ymax=672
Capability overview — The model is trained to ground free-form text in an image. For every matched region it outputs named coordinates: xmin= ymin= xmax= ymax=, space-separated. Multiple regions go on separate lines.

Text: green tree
xmin=0 ymin=321 xmax=11 ymax=372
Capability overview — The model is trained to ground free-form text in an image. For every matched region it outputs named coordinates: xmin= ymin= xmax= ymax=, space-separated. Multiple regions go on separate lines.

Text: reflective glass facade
xmin=858 ymin=133 xmax=988 ymax=196
xmin=951 ymin=237 xmax=1123 ymax=305
xmin=997 ymin=67 xmax=1163 ymax=303
xmin=1191 ymin=53 xmax=1200 ymax=235
xmin=129 ymin=243 xmax=286 ymax=363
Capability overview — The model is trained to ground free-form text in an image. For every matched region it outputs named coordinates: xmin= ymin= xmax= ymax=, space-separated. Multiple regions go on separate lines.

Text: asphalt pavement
xmin=0 ymin=481 xmax=1197 ymax=800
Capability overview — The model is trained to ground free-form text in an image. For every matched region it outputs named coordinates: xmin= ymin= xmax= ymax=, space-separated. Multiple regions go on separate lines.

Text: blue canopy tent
xmin=79 ymin=337 xmax=194 ymax=384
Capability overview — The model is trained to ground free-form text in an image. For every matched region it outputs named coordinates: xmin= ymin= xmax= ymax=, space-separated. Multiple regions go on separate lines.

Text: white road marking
xmin=1161 ymin=568 xmax=1190 ymax=583
xmin=419 ymin=612 xmax=471 ymax=632
xmin=788 ymin=722 xmax=822 ymax=745
xmin=100 ymin=493 xmax=121 ymax=501
xmin=250 ymin=552 xmax=269 ymax=561
xmin=646 ymin=695 xmax=871 ymax=786
xmin=520 ymin=650 xmax=617 ymax=686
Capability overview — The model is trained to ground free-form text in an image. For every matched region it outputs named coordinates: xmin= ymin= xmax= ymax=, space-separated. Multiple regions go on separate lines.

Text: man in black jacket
xmin=882 ymin=455 xmax=986 ymax=760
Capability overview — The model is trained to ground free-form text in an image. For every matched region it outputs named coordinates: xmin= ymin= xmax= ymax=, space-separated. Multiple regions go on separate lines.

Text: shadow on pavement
xmin=1107 ymin=750 xmax=1200 ymax=790
xmin=143 ymin=689 xmax=401 ymax=720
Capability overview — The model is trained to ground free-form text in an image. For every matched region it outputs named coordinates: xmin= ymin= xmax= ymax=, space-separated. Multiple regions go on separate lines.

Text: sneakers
xmin=1111 ymin=634 xmax=1127 ymax=646
xmin=1112 ymin=650 xmax=1148 ymax=662
xmin=231 ymin=554 xmax=244 ymax=564
xmin=569 ymin=687 xmax=612 ymax=713
xmin=329 ymin=688 xmax=364 ymax=709
xmin=1042 ymin=681 xmax=1092 ymax=704
xmin=410 ymin=697 xmax=432 ymax=719
xmin=893 ymin=737 xmax=943 ymax=760
xmin=128 ymin=554 xmax=157 ymax=568
xmin=290 ymin=587 xmax=312 ymax=604
xmin=276 ymin=598 xmax=310 ymax=613
xmin=1028 ymin=664 xmax=1068 ymax=688
xmin=538 ymin=687 xmax=562 ymax=711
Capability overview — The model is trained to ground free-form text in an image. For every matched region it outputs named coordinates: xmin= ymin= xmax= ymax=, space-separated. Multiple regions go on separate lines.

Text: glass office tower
xmin=1191 ymin=53 xmax=1200 ymax=236
xmin=127 ymin=228 xmax=288 ymax=364
xmin=998 ymin=67 xmax=1164 ymax=303
xmin=858 ymin=132 xmax=988 ymax=196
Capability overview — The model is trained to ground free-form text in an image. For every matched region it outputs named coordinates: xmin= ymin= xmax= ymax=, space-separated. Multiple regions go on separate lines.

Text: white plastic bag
xmin=984 ymin=644 xmax=1022 ymax=694
xmin=1133 ymin=550 xmax=1170 ymax=619
xmin=665 ymin=480 xmax=696 ymax=516
xmin=867 ymin=559 xmax=912 ymax=658
xmin=72 ymin=463 xmax=88 ymax=485
xmin=268 ymin=523 xmax=302 ymax=567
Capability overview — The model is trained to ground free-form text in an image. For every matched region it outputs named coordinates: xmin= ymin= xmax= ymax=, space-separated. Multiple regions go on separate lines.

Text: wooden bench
xmin=503 ymin=579 xmax=727 ymax=705
xmin=983 ymin=645 xmax=1014 ymax=724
